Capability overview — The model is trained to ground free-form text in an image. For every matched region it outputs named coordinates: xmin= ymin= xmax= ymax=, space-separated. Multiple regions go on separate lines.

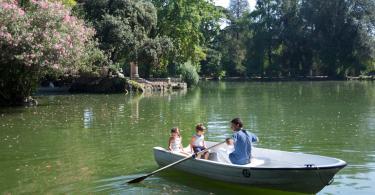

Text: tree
xmin=229 ymin=0 xmax=250 ymax=19
xmin=228 ymin=0 xmax=250 ymax=41
xmin=199 ymin=5 xmax=226 ymax=78
xmin=220 ymin=0 xmax=375 ymax=78
xmin=0 ymin=0 xmax=103 ymax=105
xmin=278 ymin=0 xmax=313 ymax=77
xmin=214 ymin=1 xmax=251 ymax=77
xmin=247 ymin=0 xmax=282 ymax=77
xmin=301 ymin=0 xmax=375 ymax=77
xmin=83 ymin=0 xmax=173 ymax=78
xmin=218 ymin=25 xmax=248 ymax=76
xmin=200 ymin=48 xmax=223 ymax=78
xmin=152 ymin=0 xmax=222 ymax=68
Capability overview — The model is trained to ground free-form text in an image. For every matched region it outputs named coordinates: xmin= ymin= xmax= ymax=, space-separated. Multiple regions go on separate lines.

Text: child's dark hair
xmin=171 ymin=127 xmax=179 ymax=133
xmin=195 ymin=123 xmax=206 ymax=131
xmin=231 ymin=118 xmax=243 ymax=128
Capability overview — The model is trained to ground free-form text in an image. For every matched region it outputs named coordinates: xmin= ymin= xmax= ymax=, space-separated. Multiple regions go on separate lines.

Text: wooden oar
xmin=127 ymin=141 xmax=226 ymax=184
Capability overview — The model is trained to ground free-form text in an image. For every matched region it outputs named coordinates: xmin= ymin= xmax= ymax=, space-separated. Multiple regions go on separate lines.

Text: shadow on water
xmin=88 ymin=170 xmax=303 ymax=195
xmin=157 ymin=170 xmax=302 ymax=195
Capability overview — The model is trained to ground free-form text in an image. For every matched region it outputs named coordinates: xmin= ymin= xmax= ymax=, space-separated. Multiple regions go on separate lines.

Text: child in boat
xmin=226 ymin=138 xmax=234 ymax=145
xmin=215 ymin=138 xmax=235 ymax=163
xmin=168 ymin=127 xmax=184 ymax=153
xmin=190 ymin=123 xmax=209 ymax=159
xmin=226 ymin=138 xmax=234 ymax=152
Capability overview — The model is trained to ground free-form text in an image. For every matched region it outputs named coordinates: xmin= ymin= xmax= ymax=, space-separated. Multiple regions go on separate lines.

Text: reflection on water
xmin=0 ymin=81 xmax=374 ymax=194
xmin=89 ymin=171 xmax=297 ymax=195
xmin=83 ymin=108 xmax=94 ymax=129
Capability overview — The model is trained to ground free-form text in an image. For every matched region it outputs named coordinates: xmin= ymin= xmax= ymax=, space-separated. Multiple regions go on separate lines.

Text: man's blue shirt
xmin=229 ymin=129 xmax=258 ymax=165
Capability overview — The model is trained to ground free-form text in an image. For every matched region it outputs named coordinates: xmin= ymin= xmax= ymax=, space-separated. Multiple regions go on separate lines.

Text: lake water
xmin=0 ymin=81 xmax=374 ymax=194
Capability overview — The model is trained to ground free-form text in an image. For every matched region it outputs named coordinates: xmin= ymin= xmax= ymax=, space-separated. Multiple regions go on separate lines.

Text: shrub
xmin=0 ymin=0 xmax=103 ymax=105
xmin=179 ymin=61 xmax=199 ymax=87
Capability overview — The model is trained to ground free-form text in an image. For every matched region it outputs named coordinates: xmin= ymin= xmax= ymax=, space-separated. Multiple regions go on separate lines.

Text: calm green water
xmin=0 ymin=81 xmax=374 ymax=194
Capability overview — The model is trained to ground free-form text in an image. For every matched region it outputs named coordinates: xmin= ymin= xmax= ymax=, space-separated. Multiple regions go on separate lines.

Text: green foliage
xmin=220 ymin=0 xmax=375 ymax=78
xmin=84 ymin=0 xmax=156 ymax=62
xmin=229 ymin=0 xmax=250 ymax=19
xmin=77 ymin=41 xmax=111 ymax=74
xmin=300 ymin=0 xmax=375 ymax=77
xmin=83 ymin=0 xmax=173 ymax=77
xmin=179 ymin=61 xmax=199 ymax=87
xmin=138 ymin=35 xmax=174 ymax=77
xmin=200 ymin=48 xmax=223 ymax=78
xmin=50 ymin=0 xmax=77 ymax=7
xmin=218 ymin=16 xmax=250 ymax=76
xmin=152 ymin=0 xmax=223 ymax=67
xmin=246 ymin=0 xmax=283 ymax=77
xmin=127 ymin=80 xmax=144 ymax=92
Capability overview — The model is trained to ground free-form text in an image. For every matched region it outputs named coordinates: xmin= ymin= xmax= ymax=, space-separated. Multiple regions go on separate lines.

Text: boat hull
xmin=153 ymin=147 xmax=346 ymax=194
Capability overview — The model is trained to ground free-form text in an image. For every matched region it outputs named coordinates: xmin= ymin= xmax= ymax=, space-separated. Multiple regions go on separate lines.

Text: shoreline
xmin=36 ymin=76 xmax=373 ymax=94
xmin=202 ymin=76 xmax=375 ymax=82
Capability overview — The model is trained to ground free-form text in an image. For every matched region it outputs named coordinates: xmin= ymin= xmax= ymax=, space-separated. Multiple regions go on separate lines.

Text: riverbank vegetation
xmin=1 ymin=0 xmax=374 ymax=105
xmin=0 ymin=0 xmax=108 ymax=105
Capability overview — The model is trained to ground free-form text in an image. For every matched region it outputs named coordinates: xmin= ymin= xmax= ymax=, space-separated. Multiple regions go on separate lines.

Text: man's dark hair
xmin=231 ymin=118 xmax=243 ymax=128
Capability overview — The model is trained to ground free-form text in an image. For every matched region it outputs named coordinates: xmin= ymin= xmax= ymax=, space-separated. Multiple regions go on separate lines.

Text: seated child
xmin=225 ymin=138 xmax=235 ymax=153
xmin=226 ymin=138 xmax=233 ymax=144
xmin=226 ymin=138 xmax=234 ymax=146
xmin=168 ymin=127 xmax=183 ymax=152
xmin=214 ymin=138 xmax=235 ymax=163
xmin=190 ymin=123 xmax=209 ymax=159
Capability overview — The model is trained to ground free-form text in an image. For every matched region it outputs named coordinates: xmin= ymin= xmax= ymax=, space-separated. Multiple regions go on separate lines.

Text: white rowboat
xmin=153 ymin=141 xmax=346 ymax=194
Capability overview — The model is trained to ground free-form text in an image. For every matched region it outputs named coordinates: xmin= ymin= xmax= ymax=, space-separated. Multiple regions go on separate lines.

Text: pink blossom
xmin=39 ymin=1 xmax=49 ymax=9
xmin=18 ymin=9 xmax=25 ymax=16
xmin=1 ymin=3 xmax=17 ymax=10
xmin=1 ymin=32 xmax=13 ymax=41
xmin=1 ymin=0 xmax=99 ymax=71
xmin=53 ymin=31 xmax=60 ymax=38
xmin=63 ymin=14 xmax=71 ymax=22
xmin=1 ymin=3 xmax=10 ymax=9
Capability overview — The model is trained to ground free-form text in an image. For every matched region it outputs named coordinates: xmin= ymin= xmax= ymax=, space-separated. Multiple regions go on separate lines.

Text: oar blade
xmin=127 ymin=175 xmax=149 ymax=184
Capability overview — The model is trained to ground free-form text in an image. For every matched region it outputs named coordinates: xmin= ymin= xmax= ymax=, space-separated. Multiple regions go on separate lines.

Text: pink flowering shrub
xmin=0 ymin=0 xmax=104 ymax=105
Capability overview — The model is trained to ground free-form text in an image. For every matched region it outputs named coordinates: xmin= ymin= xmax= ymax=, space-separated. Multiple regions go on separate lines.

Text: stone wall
xmin=69 ymin=77 xmax=138 ymax=93
xmin=134 ymin=78 xmax=187 ymax=93
xmin=68 ymin=76 xmax=186 ymax=94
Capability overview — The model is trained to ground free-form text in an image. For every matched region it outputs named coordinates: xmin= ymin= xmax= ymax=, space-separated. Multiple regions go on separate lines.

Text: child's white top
xmin=170 ymin=137 xmax=181 ymax=152
xmin=192 ymin=134 xmax=204 ymax=147
xmin=215 ymin=143 xmax=235 ymax=164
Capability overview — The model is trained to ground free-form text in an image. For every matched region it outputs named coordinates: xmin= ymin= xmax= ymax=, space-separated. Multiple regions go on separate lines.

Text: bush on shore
xmin=0 ymin=0 xmax=105 ymax=106
xmin=179 ymin=61 xmax=199 ymax=87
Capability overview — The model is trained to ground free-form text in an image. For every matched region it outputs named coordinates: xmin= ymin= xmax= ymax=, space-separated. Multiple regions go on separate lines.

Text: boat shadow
xmin=159 ymin=169 xmax=306 ymax=195
xmin=87 ymin=170 xmax=307 ymax=194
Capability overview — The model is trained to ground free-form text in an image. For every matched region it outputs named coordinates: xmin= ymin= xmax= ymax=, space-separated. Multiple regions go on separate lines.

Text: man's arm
xmin=251 ymin=133 xmax=259 ymax=142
